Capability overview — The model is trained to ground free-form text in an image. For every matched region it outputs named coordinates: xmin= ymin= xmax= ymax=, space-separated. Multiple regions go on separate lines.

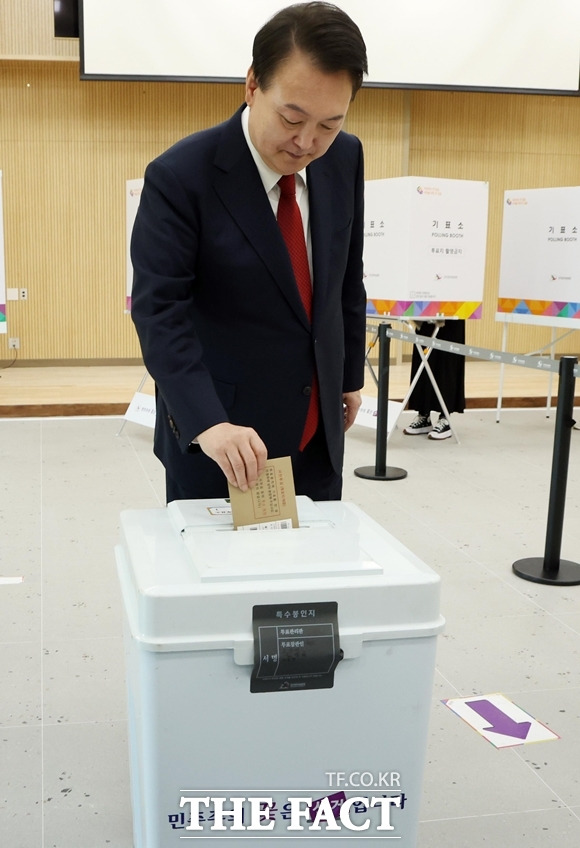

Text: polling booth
xmin=362 ymin=176 xmax=489 ymax=439
xmin=497 ymin=185 xmax=580 ymax=329
xmin=364 ymin=175 xmax=489 ymax=320
xmin=116 ymin=496 xmax=444 ymax=847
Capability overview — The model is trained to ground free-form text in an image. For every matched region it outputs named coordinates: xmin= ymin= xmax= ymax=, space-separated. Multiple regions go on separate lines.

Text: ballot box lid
xmin=117 ymin=498 xmax=444 ymax=652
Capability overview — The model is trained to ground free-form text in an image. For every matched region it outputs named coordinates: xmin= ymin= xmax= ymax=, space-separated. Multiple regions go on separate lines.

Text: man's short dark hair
xmin=251 ymin=2 xmax=368 ymax=98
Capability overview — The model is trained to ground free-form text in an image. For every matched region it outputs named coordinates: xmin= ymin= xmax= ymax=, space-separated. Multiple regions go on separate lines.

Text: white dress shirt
xmin=241 ymin=106 xmax=313 ymax=280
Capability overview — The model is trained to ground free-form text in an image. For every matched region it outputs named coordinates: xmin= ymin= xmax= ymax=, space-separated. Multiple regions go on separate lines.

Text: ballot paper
xmin=228 ymin=456 xmax=299 ymax=530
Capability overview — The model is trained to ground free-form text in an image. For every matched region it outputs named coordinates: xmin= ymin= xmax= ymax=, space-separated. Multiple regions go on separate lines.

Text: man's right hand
xmin=196 ymin=423 xmax=268 ymax=492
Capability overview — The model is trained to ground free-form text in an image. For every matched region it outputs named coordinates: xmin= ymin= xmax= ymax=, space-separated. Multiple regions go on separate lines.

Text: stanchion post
xmin=543 ymin=356 xmax=577 ymax=574
xmin=355 ymin=323 xmax=407 ymax=482
xmin=513 ymin=356 xmax=580 ymax=585
xmin=374 ymin=322 xmax=390 ymax=476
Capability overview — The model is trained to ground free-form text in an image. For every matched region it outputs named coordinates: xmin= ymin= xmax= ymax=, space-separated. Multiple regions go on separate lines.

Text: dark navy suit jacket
xmin=131 ymin=105 xmax=367 ymax=496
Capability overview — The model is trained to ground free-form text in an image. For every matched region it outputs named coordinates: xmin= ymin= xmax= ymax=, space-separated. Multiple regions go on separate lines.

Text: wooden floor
xmin=0 ymin=359 xmax=577 ymax=417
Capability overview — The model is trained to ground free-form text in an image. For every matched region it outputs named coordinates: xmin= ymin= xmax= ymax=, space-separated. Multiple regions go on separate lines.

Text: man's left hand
xmin=343 ymin=390 xmax=362 ymax=431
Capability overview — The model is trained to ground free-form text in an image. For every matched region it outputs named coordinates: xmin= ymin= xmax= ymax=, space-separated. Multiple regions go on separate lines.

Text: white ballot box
xmin=116 ymin=498 xmax=444 ymax=847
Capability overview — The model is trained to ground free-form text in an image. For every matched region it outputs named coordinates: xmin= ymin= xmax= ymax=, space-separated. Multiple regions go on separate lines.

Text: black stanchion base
xmin=354 ymin=466 xmax=407 ymax=481
xmin=513 ymin=557 xmax=580 ymax=586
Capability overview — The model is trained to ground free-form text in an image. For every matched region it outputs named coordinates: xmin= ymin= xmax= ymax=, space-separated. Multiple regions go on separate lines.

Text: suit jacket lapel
xmin=212 ymin=108 xmax=310 ymax=329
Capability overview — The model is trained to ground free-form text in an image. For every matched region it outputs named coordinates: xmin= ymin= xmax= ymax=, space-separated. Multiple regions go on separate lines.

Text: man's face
xmin=245 ymin=49 xmax=353 ymax=175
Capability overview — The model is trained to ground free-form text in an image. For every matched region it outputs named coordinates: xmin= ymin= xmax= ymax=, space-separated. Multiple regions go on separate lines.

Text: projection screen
xmin=79 ymin=0 xmax=580 ymax=94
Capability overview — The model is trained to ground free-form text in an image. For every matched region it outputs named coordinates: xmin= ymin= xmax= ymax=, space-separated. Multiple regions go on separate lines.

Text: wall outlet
xmin=8 ymin=337 xmax=20 ymax=349
xmin=20 ymin=288 xmax=28 ymax=300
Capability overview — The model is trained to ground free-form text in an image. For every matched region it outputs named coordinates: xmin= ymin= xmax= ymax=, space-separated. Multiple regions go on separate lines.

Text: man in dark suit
xmin=131 ymin=2 xmax=368 ymax=502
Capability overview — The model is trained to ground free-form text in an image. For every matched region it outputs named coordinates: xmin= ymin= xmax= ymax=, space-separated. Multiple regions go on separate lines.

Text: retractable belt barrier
xmin=360 ymin=321 xmax=580 ymax=587
xmin=365 ymin=322 xmax=580 ymax=379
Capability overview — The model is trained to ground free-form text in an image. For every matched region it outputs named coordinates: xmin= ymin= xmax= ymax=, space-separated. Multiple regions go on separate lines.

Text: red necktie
xmin=277 ymin=174 xmax=319 ymax=450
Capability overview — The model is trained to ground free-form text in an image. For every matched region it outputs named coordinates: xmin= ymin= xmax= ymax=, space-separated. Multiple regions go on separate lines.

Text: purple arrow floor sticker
xmin=443 ymin=693 xmax=560 ymax=748
xmin=467 ymin=699 xmax=532 ymax=740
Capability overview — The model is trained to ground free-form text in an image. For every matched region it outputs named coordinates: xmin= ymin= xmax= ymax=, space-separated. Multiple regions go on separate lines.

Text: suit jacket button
xmin=302 ymin=386 xmax=312 ymax=396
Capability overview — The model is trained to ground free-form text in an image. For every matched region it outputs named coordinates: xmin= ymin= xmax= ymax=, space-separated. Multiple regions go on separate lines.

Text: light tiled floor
xmin=1 ymin=410 xmax=580 ymax=847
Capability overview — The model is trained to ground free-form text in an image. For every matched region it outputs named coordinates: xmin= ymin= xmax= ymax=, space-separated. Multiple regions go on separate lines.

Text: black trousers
xmin=408 ymin=320 xmax=466 ymax=416
xmin=165 ymin=426 xmax=342 ymax=504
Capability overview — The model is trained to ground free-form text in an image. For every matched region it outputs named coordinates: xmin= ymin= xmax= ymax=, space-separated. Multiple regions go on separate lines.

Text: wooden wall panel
xmin=1 ymin=0 xmax=79 ymax=60
xmin=1 ymin=39 xmax=580 ymax=361
xmin=0 ymin=60 xmax=409 ymax=361
xmin=1 ymin=61 xmax=245 ymax=359
xmin=347 ymin=88 xmax=408 ymax=179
